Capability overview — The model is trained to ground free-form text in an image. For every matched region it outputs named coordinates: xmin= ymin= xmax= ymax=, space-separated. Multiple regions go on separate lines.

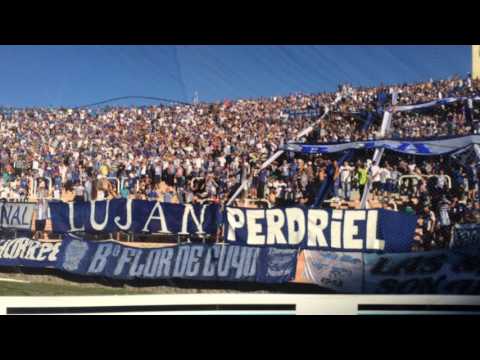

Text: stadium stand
xmin=0 ymin=74 xmax=479 ymax=252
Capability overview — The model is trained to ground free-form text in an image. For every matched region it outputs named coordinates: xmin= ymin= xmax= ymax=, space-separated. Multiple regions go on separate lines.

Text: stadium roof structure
xmin=0 ymin=45 xmax=471 ymax=108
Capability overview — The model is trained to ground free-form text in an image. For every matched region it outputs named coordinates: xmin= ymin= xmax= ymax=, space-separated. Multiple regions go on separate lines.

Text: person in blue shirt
xmin=54 ymin=175 xmax=62 ymax=188
xmin=163 ymin=191 xmax=173 ymax=203
xmin=146 ymin=187 xmax=158 ymax=201
xmin=128 ymin=177 xmax=137 ymax=191
xmin=257 ymin=168 xmax=269 ymax=199
xmin=20 ymin=176 xmax=28 ymax=190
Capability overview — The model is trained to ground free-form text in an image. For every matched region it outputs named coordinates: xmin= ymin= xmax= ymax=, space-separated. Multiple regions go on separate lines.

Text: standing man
xmin=437 ymin=195 xmax=452 ymax=248
xmin=84 ymin=177 xmax=92 ymax=202
xmin=73 ymin=181 xmax=85 ymax=202
xmin=369 ymin=161 xmax=381 ymax=197
xmin=339 ymin=161 xmax=353 ymax=201
xmin=356 ymin=162 xmax=368 ymax=200
xmin=421 ymin=204 xmax=436 ymax=251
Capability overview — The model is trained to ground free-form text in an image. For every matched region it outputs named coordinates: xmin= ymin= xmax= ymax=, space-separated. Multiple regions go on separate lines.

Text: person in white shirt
xmin=96 ymin=188 xmax=105 ymax=201
xmin=339 ymin=161 xmax=353 ymax=201
xmin=73 ymin=182 xmax=85 ymax=202
xmin=379 ymin=166 xmax=391 ymax=196
xmin=53 ymin=187 xmax=61 ymax=200
xmin=369 ymin=161 xmax=382 ymax=195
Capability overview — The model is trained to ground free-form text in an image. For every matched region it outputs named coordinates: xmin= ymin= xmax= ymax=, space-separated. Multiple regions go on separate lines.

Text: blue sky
xmin=0 ymin=45 xmax=471 ymax=107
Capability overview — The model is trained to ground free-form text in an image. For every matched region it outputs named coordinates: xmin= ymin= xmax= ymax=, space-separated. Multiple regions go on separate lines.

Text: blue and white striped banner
xmin=393 ymin=96 xmax=480 ymax=112
xmin=285 ymin=135 xmax=480 ymax=156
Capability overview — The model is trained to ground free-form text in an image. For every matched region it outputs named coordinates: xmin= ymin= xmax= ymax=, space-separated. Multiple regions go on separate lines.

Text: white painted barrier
xmin=1 ymin=294 xmax=479 ymax=315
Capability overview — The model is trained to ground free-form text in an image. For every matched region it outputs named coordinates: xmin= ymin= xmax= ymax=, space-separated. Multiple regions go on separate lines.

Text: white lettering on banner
xmin=48 ymin=243 xmax=61 ymax=262
xmin=0 ymin=241 xmax=8 ymax=258
xmin=246 ymin=209 xmax=266 ymax=245
xmin=16 ymin=239 xmax=30 ymax=259
xmin=10 ymin=207 xmax=21 ymax=225
xmin=71 ymin=242 xmax=264 ymax=280
xmin=6 ymin=240 xmax=20 ymax=259
xmin=172 ymin=246 xmax=190 ymax=277
xmin=114 ymin=199 xmax=133 ymax=230
xmin=307 ymin=210 xmax=329 ymax=248
xmin=286 ymin=208 xmax=305 ymax=245
xmin=0 ymin=238 xmax=61 ymax=262
xmin=90 ymin=200 xmax=110 ymax=231
xmin=343 ymin=211 xmax=366 ymax=250
xmin=218 ymin=246 xmax=233 ymax=277
xmin=68 ymin=202 xmax=85 ymax=232
xmin=202 ymin=246 xmax=217 ymax=277
xmin=142 ymin=202 xmax=171 ymax=233
xmin=186 ymin=246 xmax=203 ymax=276
xmin=157 ymin=248 xmax=174 ymax=277
xmin=143 ymin=250 xmax=161 ymax=278
xmin=114 ymin=248 xmax=137 ymax=276
xmin=37 ymin=243 xmax=53 ymax=261
xmin=179 ymin=205 xmax=207 ymax=235
xmin=226 ymin=208 xmax=387 ymax=250
xmin=88 ymin=244 xmax=112 ymax=273
xmin=331 ymin=210 xmax=343 ymax=249
xmin=366 ymin=211 xmax=385 ymax=251
xmin=0 ymin=202 xmax=34 ymax=229
xmin=227 ymin=208 xmax=245 ymax=241
xmin=230 ymin=246 xmax=244 ymax=279
xmin=129 ymin=249 xmax=145 ymax=278
xmin=266 ymin=209 xmax=287 ymax=245
xmin=244 ymin=247 xmax=259 ymax=277
xmin=25 ymin=241 xmax=40 ymax=260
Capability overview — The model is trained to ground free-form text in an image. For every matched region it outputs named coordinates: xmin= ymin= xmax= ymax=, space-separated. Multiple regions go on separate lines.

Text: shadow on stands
xmin=0 ymin=266 xmax=336 ymax=294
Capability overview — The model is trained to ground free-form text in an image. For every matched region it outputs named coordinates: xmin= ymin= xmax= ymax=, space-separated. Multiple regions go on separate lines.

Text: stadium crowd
xmin=0 ymin=74 xmax=479 ymax=250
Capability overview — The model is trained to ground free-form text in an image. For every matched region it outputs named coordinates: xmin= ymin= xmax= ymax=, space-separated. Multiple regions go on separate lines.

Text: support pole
xmin=226 ymin=106 xmax=330 ymax=206
xmin=312 ymin=111 xmax=375 ymax=207
xmin=474 ymin=144 xmax=480 ymax=162
xmin=360 ymin=90 xmax=397 ymax=209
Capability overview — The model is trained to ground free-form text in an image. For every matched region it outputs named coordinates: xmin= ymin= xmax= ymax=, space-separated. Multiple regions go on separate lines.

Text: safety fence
xmin=398 ymin=174 xmax=452 ymax=191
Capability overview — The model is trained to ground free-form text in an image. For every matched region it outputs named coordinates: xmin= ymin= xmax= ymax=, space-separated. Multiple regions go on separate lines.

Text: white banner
xmin=451 ymin=224 xmax=480 ymax=249
xmin=303 ymin=250 xmax=363 ymax=293
xmin=0 ymin=202 xmax=35 ymax=230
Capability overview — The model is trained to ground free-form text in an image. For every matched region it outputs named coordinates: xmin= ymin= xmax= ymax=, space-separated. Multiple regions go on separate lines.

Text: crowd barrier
xmin=398 ymin=174 xmax=452 ymax=191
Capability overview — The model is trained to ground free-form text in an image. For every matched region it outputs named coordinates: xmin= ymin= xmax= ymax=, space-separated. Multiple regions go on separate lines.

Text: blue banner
xmin=48 ymin=199 xmax=221 ymax=235
xmin=57 ymin=235 xmax=297 ymax=283
xmin=364 ymin=247 xmax=480 ymax=295
xmin=0 ymin=237 xmax=61 ymax=268
xmin=225 ymin=207 xmax=416 ymax=252
xmin=256 ymin=248 xmax=298 ymax=284
xmin=284 ymin=135 xmax=480 ymax=156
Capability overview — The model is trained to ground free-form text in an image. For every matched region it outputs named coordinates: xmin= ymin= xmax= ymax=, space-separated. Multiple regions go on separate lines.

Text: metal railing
xmin=398 ymin=174 xmax=452 ymax=191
